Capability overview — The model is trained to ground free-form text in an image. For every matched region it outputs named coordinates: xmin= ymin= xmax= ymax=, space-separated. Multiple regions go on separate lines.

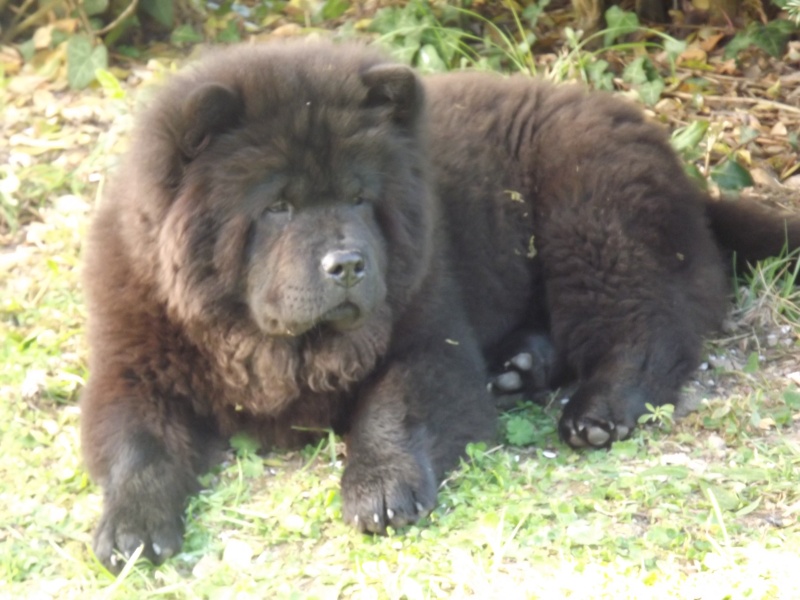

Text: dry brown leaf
xmin=698 ymin=32 xmax=725 ymax=53
xmin=31 ymin=89 xmax=57 ymax=115
xmin=678 ymin=45 xmax=708 ymax=65
xmin=758 ymin=417 xmax=776 ymax=430
xmin=7 ymin=75 xmax=48 ymax=96
xmin=0 ymin=45 xmax=22 ymax=76
xmin=271 ymin=23 xmax=304 ymax=37
xmin=770 ymin=122 xmax=788 ymax=136
xmin=716 ymin=59 xmax=738 ymax=75
xmin=32 ymin=26 xmax=54 ymax=50
xmin=52 ymin=19 xmax=78 ymax=34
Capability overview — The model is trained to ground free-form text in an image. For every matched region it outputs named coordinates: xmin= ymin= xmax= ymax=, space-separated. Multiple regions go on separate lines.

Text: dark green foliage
xmin=725 ymin=19 xmax=798 ymax=59
xmin=709 ymin=160 xmax=754 ymax=191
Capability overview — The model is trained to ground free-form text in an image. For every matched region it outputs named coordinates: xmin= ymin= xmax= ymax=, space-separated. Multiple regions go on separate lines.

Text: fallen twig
xmin=667 ymin=91 xmax=800 ymax=115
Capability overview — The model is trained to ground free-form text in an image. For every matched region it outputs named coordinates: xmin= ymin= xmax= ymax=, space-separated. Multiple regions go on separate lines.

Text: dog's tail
xmin=705 ymin=197 xmax=800 ymax=264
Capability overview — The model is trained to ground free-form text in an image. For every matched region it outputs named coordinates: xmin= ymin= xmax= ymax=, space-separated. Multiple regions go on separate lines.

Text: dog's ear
xmin=361 ymin=64 xmax=424 ymax=127
xmin=180 ymin=82 xmax=243 ymax=158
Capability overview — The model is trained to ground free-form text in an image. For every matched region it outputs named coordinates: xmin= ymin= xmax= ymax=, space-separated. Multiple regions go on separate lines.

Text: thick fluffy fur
xmin=81 ymin=40 xmax=800 ymax=569
xmin=424 ymin=73 xmax=795 ymax=446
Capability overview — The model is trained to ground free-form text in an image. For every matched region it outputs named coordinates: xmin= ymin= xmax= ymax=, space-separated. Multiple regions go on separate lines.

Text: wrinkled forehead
xmin=235 ymin=54 xmax=404 ymax=158
xmin=235 ymin=51 xmax=375 ymax=111
xmin=174 ymin=44 xmax=421 ymax=199
xmin=208 ymin=107 xmax=394 ymax=189
xmin=195 ymin=119 xmax=392 ymax=211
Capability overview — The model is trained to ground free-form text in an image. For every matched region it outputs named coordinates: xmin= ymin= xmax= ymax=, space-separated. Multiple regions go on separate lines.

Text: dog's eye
xmin=265 ymin=200 xmax=291 ymax=214
xmin=353 ymin=194 xmax=366 ymax=206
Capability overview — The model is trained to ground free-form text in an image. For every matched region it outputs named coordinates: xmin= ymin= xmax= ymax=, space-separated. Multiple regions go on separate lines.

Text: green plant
xmin=499 ymin=401 xmax=558 ymax=448
xmin=369 ymin=1 xmax=469 ymax=72
xmin=725 ymin=0 xmax=800 ymax=59
xmin=369 ymin=0 xmax=555 ymax=75
xmin=547 ymin=7 xmax=686 ymax=106
xmin=735 ymin=247 xmax=800 ymax=326
xmin=670 ymin=119 xmax=758 ymax=192
xmin=5 ymin=0 xmax=249 ymax=89
xmin=638 ymin=402 xmax=675 ymax=430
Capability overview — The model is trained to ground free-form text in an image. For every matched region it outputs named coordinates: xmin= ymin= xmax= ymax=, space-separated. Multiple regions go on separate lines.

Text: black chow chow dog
xmin=81 ymin=40 xmax=800 ymax=569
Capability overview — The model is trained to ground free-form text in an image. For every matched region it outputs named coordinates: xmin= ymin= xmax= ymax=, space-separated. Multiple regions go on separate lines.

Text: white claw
xmin=373 ymin=513 xmax=380 ymax=524
xmin=569 ymin=431 xmax=588 ymax=448
xmin=353 ymin=515 xmax=359 ymax=525
xmin=510 ymin=352 xmax=534 ymax=371
xmin=387 ymin=509 xmax=395 ymax=520
xmin=152 ymin=543 xmax=162 ymax=556
xmin=415 ymin=502 xmax=425 ymax=514
xmin=110 ymin=554 xmax=119 ymax=568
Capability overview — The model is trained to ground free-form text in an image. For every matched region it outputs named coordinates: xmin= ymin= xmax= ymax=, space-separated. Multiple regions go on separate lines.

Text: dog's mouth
xmin=319 ymin=302 xmax=363 ymax=331
xmin=275 ymin=302 xmax=363 ymax=337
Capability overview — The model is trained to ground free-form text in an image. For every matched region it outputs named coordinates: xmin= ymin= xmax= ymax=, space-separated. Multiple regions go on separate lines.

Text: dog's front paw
xmin=340 ymin=450 xmax=437 ymax=534
xmin=559 ymin=411 xmax=632 ymax=449
xmin=93 ymin=492 xmax=185 ymax=572
xmin=558 ymin=381 xmax=643 ymax=449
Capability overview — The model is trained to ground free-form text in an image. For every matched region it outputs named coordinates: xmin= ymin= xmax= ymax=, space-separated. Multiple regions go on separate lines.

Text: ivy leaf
xmin=623 ymin=56 xmax=650 ymax=85
xmin=83 ymin=0 xmax=108 ymax=16
xmin=671 ymin=120 xmax=709 ymax=154
xmin=710 ymin=160 xmax=754 ymax=191
xmin=725 ymin=20 xmax=795 ymax=59
xmin=751 ymin=20 xmax=795 ymax=57
xmin=637 ymin=79 xmax=664 ymax=106
xmin=505 ymin=416 xmax=537 ymax=446
xmin=604 ymin=6 xmax=639 ymax=47
xmin=322 ymin=0 xmax=349 ymax=20
xmin=586 ymin=59 xmax=614 ymax=91
xmin=684 ymin=163 xmax=708 ymax=189
xmin=141 ymin=0 xmax=174 ymax=27
xmin=623 ymin=57 xmax=664 ymax=105
xmin=67 ymin=35 xmax=108 ymax=90
xmin=663 ymin=37 xmax=687 ymax=63
xmin=725 ymin=29 xmax=755 ymax=58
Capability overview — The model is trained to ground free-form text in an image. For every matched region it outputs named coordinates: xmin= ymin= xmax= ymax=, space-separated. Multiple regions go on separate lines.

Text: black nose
xmin=321 ymin=250 xmax=366 ymax=288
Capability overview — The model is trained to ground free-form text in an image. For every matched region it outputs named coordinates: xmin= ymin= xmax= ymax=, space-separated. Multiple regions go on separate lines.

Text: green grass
xmin=2 ymin=45 xmax=800 ymax=600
